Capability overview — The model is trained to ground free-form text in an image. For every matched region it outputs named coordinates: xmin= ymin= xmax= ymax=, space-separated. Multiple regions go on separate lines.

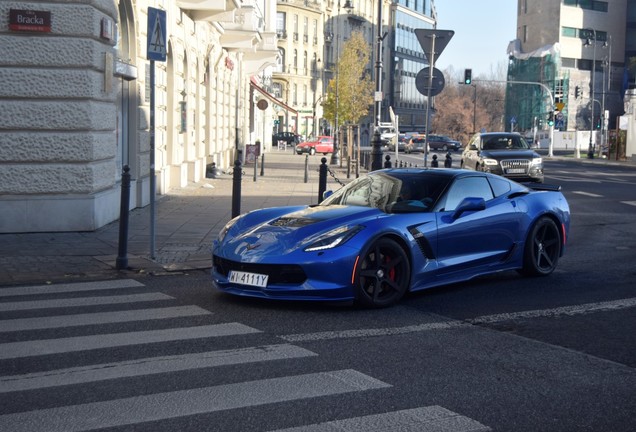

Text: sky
xmin=432 ymin=1 xmax=518 ymax=79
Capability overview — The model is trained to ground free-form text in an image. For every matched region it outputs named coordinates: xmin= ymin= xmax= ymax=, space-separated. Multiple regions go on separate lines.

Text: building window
xmin=293 ymin=49 xmax=298 ymax=72
xmin=277 ymin=48 xmax=285 ymax=73
xmin=303 ymin=51 xmax=308 ymax=75
xmin=276 ymin=12 xmax=286 ymax=38
xmin=293 ymin=84 xmax=298 ymax=105
xmin=313 ymin=19 xmax=318 ymax=45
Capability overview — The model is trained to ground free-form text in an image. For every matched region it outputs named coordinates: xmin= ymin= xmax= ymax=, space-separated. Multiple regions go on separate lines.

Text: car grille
xmin=213 ymin=255 xmax=307 ymax=285
xmin=500 ymin=159 xmax=530 ymax=173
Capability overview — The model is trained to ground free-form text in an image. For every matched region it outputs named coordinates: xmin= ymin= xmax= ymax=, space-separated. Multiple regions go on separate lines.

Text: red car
xmin=295 ymin=136 xmax=334 ymax=155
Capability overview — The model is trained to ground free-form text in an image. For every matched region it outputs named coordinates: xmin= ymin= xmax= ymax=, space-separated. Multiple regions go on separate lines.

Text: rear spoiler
xmin=522 ymin=182 xmax=561 ymax=192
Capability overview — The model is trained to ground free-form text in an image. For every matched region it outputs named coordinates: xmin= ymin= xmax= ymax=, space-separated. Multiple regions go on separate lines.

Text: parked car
xmin=273 ymin=131 xmax=300 ymax=147
xmin=405 ymin=135 xmax=429 ymax=153
xmin=211 ymin=168 xmax=570 ymax=308
xmin=295 ymin=136 xmax=334 ymax=155
xmin=427 ymin=135 xmax=462 ymax=151
xmin=461 ymin=132 xmax=544 ymax=183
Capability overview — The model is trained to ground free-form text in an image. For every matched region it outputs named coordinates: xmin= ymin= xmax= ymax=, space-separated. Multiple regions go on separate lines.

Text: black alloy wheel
xmin=355 ymin=238 xmax=410 ymax=308
xmin=520 ymin=216 xmax=561 ymax=276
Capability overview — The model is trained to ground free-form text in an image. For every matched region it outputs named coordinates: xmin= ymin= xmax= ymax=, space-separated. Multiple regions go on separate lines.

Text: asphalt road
xmin=0 ymin=159 xmax=634 ymax=431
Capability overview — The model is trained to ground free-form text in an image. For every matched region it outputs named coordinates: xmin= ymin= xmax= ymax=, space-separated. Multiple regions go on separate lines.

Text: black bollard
xmin=384 ymin=154 xmax=392 ymax=168
xmin=304 ymin=154 xmax=309 ymax=183
xmin=253 ymin=156 xmax=258 ymax=182
xmin=231 ymin=159 xmax=242 ymax=218
xmin=318 ymin=157 xmax=327 ymax=203
xmin=260 ymin=154 xmax=265 ymax=176
xmin=444 ymin=151 xmax=452 ymax=168
xmin=116 ymin=165 xmax=131 ymax=270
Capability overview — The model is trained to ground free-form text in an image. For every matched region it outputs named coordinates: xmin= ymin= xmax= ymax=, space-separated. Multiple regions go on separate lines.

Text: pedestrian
xmin=444 ymin=151 xmax=452 ymax=168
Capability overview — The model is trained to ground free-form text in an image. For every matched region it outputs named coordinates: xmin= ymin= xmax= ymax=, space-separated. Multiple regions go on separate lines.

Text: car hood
xmin=480 ymin=149 xmax=540 ymax=159
xmin=221 ymin=205 xmax=382 ymax=261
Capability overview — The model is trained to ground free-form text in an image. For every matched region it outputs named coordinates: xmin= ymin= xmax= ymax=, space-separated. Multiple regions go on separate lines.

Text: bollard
xmin=304 ymin=154 xmax=309 ymax=183
xmin=231 ymin=159 xmax=242 ymax=218
xmin=260 ymin=154 xmax=265 ymax=176
xmin=253 ymin=156 xmax=258 ymax=182
xmin=444 ymin=151 xmax=452 ymax=168
xmin=355 ymin=158 xmax=359 ymax=178
xmin=347 ymin=156 xmax=351 ymax=179
xmin=384 ymin=154 xmax=392 ymax=168
xmin=431 ymin=154 xmax=439 ymax=167
xmin=116 ymin=165 xmax=131 ymax=270
xmin=318 ymin=157 xmax=327 ymax=203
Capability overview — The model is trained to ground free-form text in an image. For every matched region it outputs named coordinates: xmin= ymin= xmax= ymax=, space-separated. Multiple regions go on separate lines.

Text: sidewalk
xmin=0 ymin=150 xmax=352 ymax=287
xmin=0 ymin=149 xmax=633 ymax=287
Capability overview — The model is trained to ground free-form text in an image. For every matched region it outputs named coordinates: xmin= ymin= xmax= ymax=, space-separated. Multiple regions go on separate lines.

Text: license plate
xmin=228 ymin=270 xmax=269 ymax=288
xmin=506 ymin=168 xmax=526 ymax=174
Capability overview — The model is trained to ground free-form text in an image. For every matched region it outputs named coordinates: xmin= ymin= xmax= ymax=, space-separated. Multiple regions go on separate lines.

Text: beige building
xmin=0 ymin=0 xmax=279 ymax=233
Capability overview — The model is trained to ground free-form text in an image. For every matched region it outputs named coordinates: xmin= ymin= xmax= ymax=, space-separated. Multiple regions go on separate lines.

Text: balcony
xmin=176 ymin=0 xmax=240 ymax=22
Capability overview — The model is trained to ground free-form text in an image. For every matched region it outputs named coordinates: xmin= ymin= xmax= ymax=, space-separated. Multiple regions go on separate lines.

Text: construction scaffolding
xmin=505 ymin=40 xmax=569 ymax=133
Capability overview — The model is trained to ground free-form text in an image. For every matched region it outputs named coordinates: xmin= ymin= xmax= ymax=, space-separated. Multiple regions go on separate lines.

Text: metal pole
xmin=330 ymin=1 xmax=341 ymax=165
xmin=422 ymin=33 xmax=435 ymax=168
xmin=370 ymin=0 xmax=384 ymax=171
xmin=149 ymin=60 xmax=156 ymax=260
xmin=587 ymin=29 xmax=596 ymax=159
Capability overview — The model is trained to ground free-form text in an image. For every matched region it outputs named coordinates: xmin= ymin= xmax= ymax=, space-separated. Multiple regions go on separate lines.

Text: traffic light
xmin=575 ymin=86 xmax=581 ymax=99
xmin=547 ymin=111 xmax=555 ymax=127
xmin=464 ymin=68 xmax=472 ymax=85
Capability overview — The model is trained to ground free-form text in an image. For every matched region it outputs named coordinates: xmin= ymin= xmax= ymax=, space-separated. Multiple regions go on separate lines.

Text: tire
xmin=520 ymin=217 xmax=561 ymax=276
xmin=354 ymin=238 xmax=410 ymax=308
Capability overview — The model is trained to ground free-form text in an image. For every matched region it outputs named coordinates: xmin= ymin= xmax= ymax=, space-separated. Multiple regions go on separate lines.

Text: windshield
xmin=320 ymin=171 xmax=452 ymax=212
xmin=482 ymin=135 xmax=530 ymax=150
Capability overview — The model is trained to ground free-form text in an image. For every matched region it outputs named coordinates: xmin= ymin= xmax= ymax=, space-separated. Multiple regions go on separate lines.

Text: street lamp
xmin=601 ymin=34 xmax=612 ymax=158
xmin=583 ymin=28 xmax=598 ymax=159
xmin=371 ymin=0 xmax=385 ymax=171
xmin=330 ymin=0 xmax=349 ymax=165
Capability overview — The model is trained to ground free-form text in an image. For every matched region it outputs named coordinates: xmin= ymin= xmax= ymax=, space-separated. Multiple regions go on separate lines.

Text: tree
xmin=322 ymin=32 xmax=374 ymax=127
xmin=431 ymin=67 xmax=506 ymax=145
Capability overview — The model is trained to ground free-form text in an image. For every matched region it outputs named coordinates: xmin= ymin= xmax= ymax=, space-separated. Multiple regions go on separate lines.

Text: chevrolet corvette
xmin=211 ymin=168 xmax=570 ymax=307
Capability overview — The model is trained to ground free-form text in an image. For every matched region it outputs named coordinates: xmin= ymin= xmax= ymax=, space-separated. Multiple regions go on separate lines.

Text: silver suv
xmin=460 ymin=132 xmax=544 ymax=183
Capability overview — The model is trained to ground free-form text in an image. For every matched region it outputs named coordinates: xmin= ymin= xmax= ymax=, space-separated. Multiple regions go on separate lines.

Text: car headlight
xmin=532 ymin=157 xmax=543 ymax=165
xmin=218 ymin=216 xmax=240 ymax=243
xmin=483 ymin=158 xmax=499 ymax=166
xmin=304 ymin=225 xmax=363 ymax=252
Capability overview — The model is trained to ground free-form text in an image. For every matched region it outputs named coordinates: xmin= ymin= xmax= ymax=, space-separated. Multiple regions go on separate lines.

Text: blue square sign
xmin=147 ymin=7 xmax=166 ymax=62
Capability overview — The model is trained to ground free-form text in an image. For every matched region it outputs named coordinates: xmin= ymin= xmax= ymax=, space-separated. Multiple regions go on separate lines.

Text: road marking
xmin=0 ymin=292 xmax=173 ymax=311
xmin=621 ymin=201 xmax=636 ymax=207
xmin=0 ymin=305 xmax=211 ymax=332
xmin=0 ymin=323 xmax=261 ymax=359
xmin=0 ymin=370 xmax=390 ymax=432
xmin=281 ymin=298 xmax=636 ymax=342
xmin=572 ymin=191 xmax=603 ymax=197
xmin=0 ymin=344 xmax=317 ymax=393
xmin=469 ymin=297 xmax=636 ymax=324
xmin=270 ymin=406 xmax=490 ymax=432
xmin=0 ymin=279 xmax=144 ymax=297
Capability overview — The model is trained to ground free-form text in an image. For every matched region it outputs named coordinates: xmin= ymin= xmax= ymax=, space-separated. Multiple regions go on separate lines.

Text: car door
xmin=433 ymin=175 xmax=521 ymax=278
xmin=461 ymin=135 xmax=480 ymax=170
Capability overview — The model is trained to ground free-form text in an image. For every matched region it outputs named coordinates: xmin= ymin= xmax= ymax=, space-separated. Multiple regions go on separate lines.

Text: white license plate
xmin=228 ymin=270 xmax=269 ymax=288
xmin=506 ymin=168 xmax=526 ymax=174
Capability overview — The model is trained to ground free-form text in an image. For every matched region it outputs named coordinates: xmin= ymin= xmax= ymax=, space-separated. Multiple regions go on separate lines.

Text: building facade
xmin=506 ymin=0 xmax=627 ymax=145
xmin=0 ymin=0 xmax=279 ymax=233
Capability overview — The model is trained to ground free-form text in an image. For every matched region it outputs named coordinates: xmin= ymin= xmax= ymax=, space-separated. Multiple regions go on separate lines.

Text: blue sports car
xmin=211 ymin=168 xmax=570 ymax=308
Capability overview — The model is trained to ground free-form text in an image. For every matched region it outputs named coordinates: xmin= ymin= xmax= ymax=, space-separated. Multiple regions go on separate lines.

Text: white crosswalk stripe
xmin=0 ymin=279 xmax=490 ymax=432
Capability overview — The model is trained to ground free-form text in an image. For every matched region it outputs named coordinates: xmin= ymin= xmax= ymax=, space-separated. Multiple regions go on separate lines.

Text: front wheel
xmin=355 ymin=238 xmax=410 ymax=308
xmin=520 ymin=217 xmax=561 ymax=276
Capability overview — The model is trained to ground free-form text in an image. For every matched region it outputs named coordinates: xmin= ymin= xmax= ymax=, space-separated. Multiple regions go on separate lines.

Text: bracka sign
xmin=9 ymin=9 xmax=52 ymax=33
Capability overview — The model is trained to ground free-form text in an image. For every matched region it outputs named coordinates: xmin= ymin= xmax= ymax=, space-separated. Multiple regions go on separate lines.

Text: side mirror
xmin=469 ymin=144 xmax=478 ymax=151
xmin=452 ymin=197 xmax=486 ymax=219
xmin=322 ymin=190 xmax=334 ymax=200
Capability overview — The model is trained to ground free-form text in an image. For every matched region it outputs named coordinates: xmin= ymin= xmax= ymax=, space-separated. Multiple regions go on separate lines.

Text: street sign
xmin=415 ymin=67 xmax=445 ymax=97
xmin=414 ymin=29 xmax=454 ymax=64
xmin=556 ymin=102 xmax=565 ymax=111
xmin=147 ymin=7 xmax=166 ymax=62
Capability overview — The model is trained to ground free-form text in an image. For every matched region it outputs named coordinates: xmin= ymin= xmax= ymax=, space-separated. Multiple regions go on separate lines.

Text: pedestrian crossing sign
xmin=147 ymin=7 xmax=166 ymax=62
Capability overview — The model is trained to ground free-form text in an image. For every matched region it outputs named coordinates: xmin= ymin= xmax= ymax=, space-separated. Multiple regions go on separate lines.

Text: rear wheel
xmin=355 ymin=238 xmax=410 ymax=308
xmin=520 ymin=217 xmax=561 ymax=276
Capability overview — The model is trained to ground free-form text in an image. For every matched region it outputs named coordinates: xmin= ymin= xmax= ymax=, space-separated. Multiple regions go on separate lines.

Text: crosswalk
xmin=0 ymin=279 xmax=491 ymax=431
